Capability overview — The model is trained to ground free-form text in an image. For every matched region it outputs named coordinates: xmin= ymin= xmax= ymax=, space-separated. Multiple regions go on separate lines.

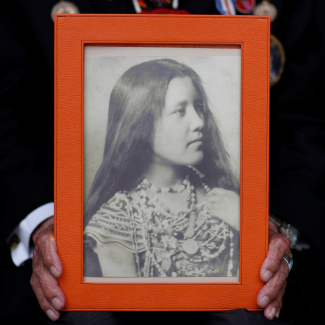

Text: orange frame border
xmin=55 ymin=14 xmax=270 ymax=311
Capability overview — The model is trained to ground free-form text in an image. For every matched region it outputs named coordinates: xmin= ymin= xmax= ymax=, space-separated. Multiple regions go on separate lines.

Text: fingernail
xmin=46 ymin=309 xmax=58 ymax=321
xmin=259 ymin=295 xmax=270 ymax=308
xmin=50 ymin=266 xmax=60 ymax=278
xmin=275 ymin=308 xmax=280 ymax=318
xmin=263 ymin=270 xmax=273 ymax=282
xmin=52 ymin=297 xmax=63 ymax=309
xmin=269 ymin=307 xmax=276 ymax=320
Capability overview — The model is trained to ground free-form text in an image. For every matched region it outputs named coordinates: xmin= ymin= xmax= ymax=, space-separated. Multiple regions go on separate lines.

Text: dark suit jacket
xmin=0 ymin=0 xmax=324 ymax=323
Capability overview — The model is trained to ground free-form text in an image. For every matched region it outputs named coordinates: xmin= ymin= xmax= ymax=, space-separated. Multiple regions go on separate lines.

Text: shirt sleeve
xmin=7 ymin=202 xmax=54 ymax=266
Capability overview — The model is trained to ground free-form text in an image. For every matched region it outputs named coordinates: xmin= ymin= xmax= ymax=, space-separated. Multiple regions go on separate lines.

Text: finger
xmin=207 ymin=200 xmax=228 ymax=214
xmin=206 ymin=201 xmax=219 ymax=216
xmin=207 ymin=192 xmax=238 ymax=206
xmin=207 ymin=199 xmax=218 ymax=208
xmin=30 ymin=273 xmax=60 ymax=321
xmin=206 ymin=201 xmax=226 ymax=218
xmin=35 ymin=227 xmax=62 ymax=278
xmin=32 ymin=217 xmax=54 ymax=244
xmin=263 ymin=282 xmax=286 ymax=320
xmin=257 ymin=260 xmax=289 ymax=308
xmin=260 ymin=232 xmax=291 ymax=282
xmin=33 ymin=243 xmax=65 ymax=311
xmin=207 ymin=196 xmax=223 ymax=204
xmin=206 ymin=187 xmax=230 ymax=197
xmin=33 ymin=253 xmax=65 ymax=311
xmin=269 ymin=220 xmax=278 ymax=232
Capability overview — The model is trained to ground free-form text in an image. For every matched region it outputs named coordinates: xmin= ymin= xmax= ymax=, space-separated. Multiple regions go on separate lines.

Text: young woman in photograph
xmin=84 ymin=58 xmax=240 ymax=278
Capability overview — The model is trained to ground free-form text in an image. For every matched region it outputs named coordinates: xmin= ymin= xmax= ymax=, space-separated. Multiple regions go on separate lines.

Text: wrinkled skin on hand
xmin=30 ymin=217 xmax=292 ymax=321
xmin=257 ymin=220 xmax=292 ymax=320
xmin=30 ymin=217 xmax=64 ymax=321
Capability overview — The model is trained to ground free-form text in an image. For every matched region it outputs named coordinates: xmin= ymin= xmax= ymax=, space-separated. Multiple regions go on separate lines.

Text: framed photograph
xmin=55 ymin=14 xmax=270 ymax=311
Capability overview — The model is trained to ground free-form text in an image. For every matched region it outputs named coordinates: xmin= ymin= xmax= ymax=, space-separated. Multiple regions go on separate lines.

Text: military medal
xmin=133 ymin=0 xmax=189 ymax=14
xmin=270 ymin=34 xmax=285 ymax=87
xmin=252 ymin=2 xmax=284 ymax=85
xmin=215 ymin=0 xmax=236 ymax=15
xmin=253 ymin=0 xmax=277 ymax=22
xmin=51 ymin=1 xmax=80 ymax=22
xmin=235 ymin=0 xmax=255 ymax=14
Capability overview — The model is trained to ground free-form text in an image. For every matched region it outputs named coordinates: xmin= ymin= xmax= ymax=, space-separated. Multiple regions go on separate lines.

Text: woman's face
xmin=153 ymin=76 xmax=205 ymax=166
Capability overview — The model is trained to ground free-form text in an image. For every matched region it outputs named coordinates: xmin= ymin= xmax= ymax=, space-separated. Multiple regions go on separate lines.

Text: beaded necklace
xmin=141 ymin=176 xmax=189 ymax=193
xmin=132 ymin=166 xmax=235 ymax=277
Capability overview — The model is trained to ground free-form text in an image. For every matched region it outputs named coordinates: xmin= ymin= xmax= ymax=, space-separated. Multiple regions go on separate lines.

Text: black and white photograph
xmin=83 ymin=47 xmax=241 ymax=282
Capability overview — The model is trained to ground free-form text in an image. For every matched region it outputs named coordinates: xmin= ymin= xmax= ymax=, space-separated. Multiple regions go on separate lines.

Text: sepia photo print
xmin=83 ymin=47 xmax=241 ymax=283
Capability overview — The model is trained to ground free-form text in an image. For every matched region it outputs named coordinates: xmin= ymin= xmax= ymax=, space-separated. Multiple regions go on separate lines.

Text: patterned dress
xmin=84 ymin=191 xmax=239 ymax=277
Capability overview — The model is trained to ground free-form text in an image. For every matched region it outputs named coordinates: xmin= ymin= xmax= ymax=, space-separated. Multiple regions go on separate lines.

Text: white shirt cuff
xmin=7 ymin=202 xmax=54 ymax=266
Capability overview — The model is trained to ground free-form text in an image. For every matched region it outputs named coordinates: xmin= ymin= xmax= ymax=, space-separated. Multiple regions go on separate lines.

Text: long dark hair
xmin=85 ymin=59 xmax=239 ymax=226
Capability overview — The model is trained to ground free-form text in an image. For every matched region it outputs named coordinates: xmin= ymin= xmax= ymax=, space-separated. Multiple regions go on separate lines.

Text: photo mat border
xmin=83 ymin=45 xmax=241 ymax=283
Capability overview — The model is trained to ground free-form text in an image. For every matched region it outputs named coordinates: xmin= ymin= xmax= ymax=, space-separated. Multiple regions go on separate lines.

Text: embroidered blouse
xmin=84 ymin=191 xmax=239 ymax=277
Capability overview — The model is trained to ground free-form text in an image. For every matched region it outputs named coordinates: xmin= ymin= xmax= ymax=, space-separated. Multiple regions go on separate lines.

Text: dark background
xmin=0 ymin=1 xmax=324 ymax=324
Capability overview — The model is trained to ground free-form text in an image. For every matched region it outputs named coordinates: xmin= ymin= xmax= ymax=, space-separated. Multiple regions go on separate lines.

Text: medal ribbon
xmin=235 ymin=0 xmax=255 ymax=13
xmin=133 ymin=0 xmax=182 ymax=13
xmin=241 ymin=0 xmax=253 ymax=11
xmin=215 ymin=0 xmax=236 ymax=15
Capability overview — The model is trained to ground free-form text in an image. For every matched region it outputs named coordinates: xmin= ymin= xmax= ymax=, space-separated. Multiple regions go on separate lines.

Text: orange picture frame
xmin=54 ymin=14 xmax=270 ymax=311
